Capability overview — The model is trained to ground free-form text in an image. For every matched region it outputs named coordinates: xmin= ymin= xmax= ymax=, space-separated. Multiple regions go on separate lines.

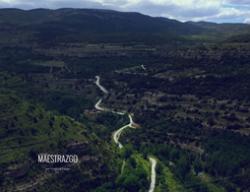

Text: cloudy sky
xmin=0 ymin=0 xmax=250 ymax=23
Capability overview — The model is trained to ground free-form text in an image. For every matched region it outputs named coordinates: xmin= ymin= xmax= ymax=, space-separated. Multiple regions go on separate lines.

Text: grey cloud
xmin=0 ymin=0 xmax=107 ymax=10
xmin=0 ymin=0 xmax=248 ymax=23
xmin=122 ymin=0 xmax=220 ymax=21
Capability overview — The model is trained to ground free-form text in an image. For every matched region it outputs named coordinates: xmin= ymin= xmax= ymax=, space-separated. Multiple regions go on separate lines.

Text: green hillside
xmin=0 ymin=8 xmax=250 ymax=192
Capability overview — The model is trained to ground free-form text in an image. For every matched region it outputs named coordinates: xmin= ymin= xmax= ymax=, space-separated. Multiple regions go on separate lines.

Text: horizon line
xmin=0 ymin=7 xmax=248 ymax=25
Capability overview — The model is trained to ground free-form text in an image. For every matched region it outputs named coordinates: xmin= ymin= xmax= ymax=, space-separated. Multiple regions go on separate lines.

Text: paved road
xmin=95 ymin=98 xmax=105 ymax=111
xmin=95 ymin=75 xmax=109 ymax=94
xmin=141 ymin=64 xmax=146 ymax=71
xmin=94 ymin=76 xmax=135 ymax=148
xmin=95 ymin=98 xmax=125 ymax=115
xmin=113 ymin=114 xmax=136 ymax=148
xmin=94 ymin=75 xmax=157 ymax=191
xmin=148 ymin=157 xmax=157 ymax=192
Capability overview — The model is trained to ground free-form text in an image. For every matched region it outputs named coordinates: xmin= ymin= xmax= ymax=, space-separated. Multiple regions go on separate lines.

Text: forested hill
xmin=1 ymin=7 xmax=250 ymax=192
xmin=0 ymin=8 xmax=198 ymax=33
xmin=0 ymin=8 xmax=249 ymax=44
xmin=0 ymin=8 xmax=199 ymax=43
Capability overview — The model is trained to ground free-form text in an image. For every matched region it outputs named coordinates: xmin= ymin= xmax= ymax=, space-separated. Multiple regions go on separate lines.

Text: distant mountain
xmin=0 ymin=8 xmax=200 ymax=33
xmin=0 ymin=8 xmax=249 ymax=44
xmin=188 ymin=21 xmax=250 ymax=37
xmin=0 ymin=8 xmax=201 ymax=44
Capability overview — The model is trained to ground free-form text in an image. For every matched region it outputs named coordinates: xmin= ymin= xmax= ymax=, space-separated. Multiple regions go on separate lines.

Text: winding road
xmin=94 ymin=75 xmax=157 ymax=192
xmin=94 ymin=98 xmax=106 ymax=111
xmin=94 ymin=76 xmax=135 ymax=148
xmin=141 ymin=64 xmax=146 ymax=71
xmin=148 ymin=157 xmax=157 ymax=192
xmin=95 ymin=75 xmax=109 ymax=94
xmin=95 ymin=98 xmax=125 ymax=115
xmin=113 ymin=114 xmax=136 ymax=148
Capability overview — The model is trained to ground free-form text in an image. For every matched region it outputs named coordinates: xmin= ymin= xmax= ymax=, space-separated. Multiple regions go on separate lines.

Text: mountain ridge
xmin=0 ymin=8 xmax=249 ymax=44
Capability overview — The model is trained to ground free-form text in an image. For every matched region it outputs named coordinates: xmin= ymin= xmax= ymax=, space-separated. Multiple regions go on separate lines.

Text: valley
xmin=0 ymin=8 xmax=250 ymax=192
